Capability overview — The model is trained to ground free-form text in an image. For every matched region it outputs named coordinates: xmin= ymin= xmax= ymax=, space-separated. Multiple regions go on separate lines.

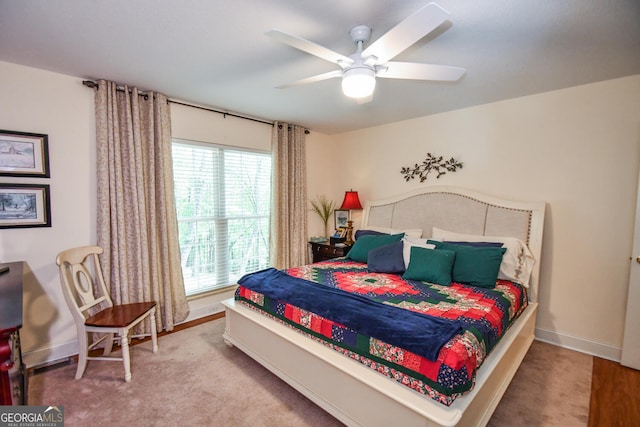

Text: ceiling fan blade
xmin=276 ymin=70 xmax=342 ymax=89
xmin=362 ymin=3 xmax=450 ymax=64
xmin=266 ymin=29 xmax=354 ymax=67
xmin=378 ymin=62 xmax=465 ymax=81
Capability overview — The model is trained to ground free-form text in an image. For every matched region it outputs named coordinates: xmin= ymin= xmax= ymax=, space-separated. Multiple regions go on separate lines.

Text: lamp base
xmin=345 ymin=220 xmax=355 ymax=245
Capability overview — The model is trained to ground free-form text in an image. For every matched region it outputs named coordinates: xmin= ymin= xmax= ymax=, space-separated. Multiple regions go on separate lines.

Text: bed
xmin=222 ymin=186 xmax=545 ymax=427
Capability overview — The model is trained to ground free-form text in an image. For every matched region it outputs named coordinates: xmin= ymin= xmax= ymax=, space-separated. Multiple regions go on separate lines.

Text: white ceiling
xmin=1 ymin=0 xmax=638 ymax=134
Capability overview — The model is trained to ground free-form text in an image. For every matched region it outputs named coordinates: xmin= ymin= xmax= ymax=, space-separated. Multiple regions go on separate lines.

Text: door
xmin=622 ymin=173 xmax=640 ymax=369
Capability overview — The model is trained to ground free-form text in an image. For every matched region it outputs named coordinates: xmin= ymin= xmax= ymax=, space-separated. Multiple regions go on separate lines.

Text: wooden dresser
xmin=309 ymin=242 xmax=352 ymax=263
xmin=0 ymin=261 xmax=25 ymax=405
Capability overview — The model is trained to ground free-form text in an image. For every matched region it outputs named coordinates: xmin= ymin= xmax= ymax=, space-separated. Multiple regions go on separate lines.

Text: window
xmin=172 ymin=139 xmax=272 ymax=296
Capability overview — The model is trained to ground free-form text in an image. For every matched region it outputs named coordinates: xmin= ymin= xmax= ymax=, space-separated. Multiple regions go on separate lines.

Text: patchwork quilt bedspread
xmin=235 ymin=258 xmax=528 ymax=406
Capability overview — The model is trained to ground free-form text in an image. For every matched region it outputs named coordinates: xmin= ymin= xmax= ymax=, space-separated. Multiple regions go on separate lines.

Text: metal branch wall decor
xmin=400 ymin=153 xmax=463 ymax=182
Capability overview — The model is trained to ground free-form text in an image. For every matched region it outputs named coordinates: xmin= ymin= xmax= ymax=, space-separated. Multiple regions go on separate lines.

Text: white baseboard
xmin=23 ymin=340 xmax=78 ymax=370
xmin=182 ymin=301 xmax=225 ymax=323
xmin=535 ymin=327 xmax=621 ymax=361
xmin=182 ymin=290 xmax=232 ymax=323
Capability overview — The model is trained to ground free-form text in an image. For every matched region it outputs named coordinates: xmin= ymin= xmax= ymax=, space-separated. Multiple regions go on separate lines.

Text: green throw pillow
xmin=428 ymin=240 xmax=506 ymax=288
xmin=347 ymin=233 xmax=405 ymax=263
xmin=402 ymin=246 xmax=456 ymax=286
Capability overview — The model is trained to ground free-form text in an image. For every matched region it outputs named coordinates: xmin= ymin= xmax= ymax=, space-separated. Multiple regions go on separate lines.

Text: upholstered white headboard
xmin=361 ymin=186 xmax=546 ymax=303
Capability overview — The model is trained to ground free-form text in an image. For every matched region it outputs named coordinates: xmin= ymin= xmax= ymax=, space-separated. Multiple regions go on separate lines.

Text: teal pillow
xmin=428 ymin=240 xmax=506 ymax=288
xmin=402 ymin=246 xmax=456 ymax=286
xmin=347 ymin=233 xmax=404 ymax=263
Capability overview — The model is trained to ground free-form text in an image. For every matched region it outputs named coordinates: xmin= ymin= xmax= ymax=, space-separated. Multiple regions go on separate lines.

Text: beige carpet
xmin=28 ymin=319 xmax=592 ymax=426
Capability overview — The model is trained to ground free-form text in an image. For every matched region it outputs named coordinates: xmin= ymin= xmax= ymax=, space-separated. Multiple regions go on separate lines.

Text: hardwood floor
xmin=589 ymin=357 xmax=640 ymax=427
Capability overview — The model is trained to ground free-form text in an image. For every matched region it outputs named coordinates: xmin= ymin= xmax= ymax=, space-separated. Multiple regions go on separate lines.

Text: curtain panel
xmin=271 ymin=122 xmax=308 ymax=269
xmin=94 ymin=80 xmax=189 ymax=332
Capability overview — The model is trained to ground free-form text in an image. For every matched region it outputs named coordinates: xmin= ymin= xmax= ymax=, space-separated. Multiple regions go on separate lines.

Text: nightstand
xmin=309 ymin=241 xmax=351 ymax=263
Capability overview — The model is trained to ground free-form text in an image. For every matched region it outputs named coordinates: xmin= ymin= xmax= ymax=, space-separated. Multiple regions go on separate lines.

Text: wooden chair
xmin=56 ymin=245 xmax=158 ymax=382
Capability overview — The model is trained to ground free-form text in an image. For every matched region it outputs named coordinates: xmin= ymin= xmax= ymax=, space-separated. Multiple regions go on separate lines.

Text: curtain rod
xmin=82 ymin=80 xmax=309 ymax=133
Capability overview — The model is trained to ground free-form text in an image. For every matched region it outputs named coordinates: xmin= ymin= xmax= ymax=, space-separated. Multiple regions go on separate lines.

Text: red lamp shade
xmin=339 ymin=190 xmax=363 ymax=210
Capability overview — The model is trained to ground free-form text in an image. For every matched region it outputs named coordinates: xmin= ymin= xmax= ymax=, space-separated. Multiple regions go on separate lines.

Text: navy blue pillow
xmin=354 ymin=229 xmax=386 ymax=240
xmin=367 ymin=241 xmax=405 ymax=274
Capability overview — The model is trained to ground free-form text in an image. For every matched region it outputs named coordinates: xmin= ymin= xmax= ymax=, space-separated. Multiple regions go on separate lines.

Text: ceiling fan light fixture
xmin=342 ymin=67 xmax=376 ymax=99
xmin=268 ymin=3 xmax=465 ymax=100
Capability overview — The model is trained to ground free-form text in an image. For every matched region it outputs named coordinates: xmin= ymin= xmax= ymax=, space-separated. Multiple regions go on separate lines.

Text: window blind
xmin=172 ymin=139 xmax=272 ymax=296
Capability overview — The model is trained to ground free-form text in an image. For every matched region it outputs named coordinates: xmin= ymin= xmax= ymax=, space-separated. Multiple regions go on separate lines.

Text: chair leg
xmin=150 ymin=309 xmax=158 ymax=353
xmin=75 ymin=331 xmax=89 ymax=380
xmin=120 ymin=328 xmax=132 ymax=382
xmin=102 ymin=333 xmax=114 ymax=356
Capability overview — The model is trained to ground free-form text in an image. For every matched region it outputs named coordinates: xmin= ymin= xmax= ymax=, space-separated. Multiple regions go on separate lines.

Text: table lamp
xmin=339 ymin=190 xmax=363 ymax=245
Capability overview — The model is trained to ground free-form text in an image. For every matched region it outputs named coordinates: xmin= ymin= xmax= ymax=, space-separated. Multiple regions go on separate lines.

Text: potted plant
xmin=310 ymin=194 xmax=336 ymax=240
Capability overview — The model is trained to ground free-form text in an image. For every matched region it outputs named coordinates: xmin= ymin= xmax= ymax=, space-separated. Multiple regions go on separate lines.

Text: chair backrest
xmin=56 ymin=245 xmax=113 ymax=322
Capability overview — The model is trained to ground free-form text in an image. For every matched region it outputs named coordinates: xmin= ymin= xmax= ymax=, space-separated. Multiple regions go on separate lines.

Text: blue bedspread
xmin=238 ymin=268 xmax=463 ymax=361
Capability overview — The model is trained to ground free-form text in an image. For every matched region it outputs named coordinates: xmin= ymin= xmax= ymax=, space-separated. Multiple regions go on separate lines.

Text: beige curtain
xmin=271 ymin=122 xmax=308 ymax=269
xmin=94 ymin=80 xmax=189 ymax=332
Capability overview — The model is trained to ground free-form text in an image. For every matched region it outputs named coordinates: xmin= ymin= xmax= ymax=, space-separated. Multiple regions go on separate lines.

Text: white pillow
xmin=401 ymin=236 xmax=436 ymax=269
xmin=431 ymin=227 xmax=535 ymax=287
xmin=364 ymin=226 xmax=422 ymax=238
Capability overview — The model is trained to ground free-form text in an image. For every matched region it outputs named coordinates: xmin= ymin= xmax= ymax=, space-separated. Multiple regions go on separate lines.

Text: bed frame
xmin=222 ymin=186 xmax=545 ymax=427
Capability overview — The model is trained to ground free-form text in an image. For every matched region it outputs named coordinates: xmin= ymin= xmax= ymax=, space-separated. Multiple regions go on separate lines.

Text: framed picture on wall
xmin=0 ymin=183 xmax=51 ymax=228
xmin=0 ymin=129 xmax=50 ymax=177
xmin=334 ymin=209 xmax=349 ymax=229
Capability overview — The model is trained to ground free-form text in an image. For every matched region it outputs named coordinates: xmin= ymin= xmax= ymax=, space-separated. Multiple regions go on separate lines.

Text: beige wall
xmin=323 ymin=75 xmax=640 ymax=358
xmin=1 ymin=58 xmax=638 ymax=366
xmin=0 ymin=61 xmax=96 ymax=366
xmin=306 ymin=131 xmax=342 ymax=238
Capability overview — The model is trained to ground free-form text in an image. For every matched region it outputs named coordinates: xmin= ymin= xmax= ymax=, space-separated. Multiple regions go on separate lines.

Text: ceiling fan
xmin=266 ymin=2 xmax=465 ymax=103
